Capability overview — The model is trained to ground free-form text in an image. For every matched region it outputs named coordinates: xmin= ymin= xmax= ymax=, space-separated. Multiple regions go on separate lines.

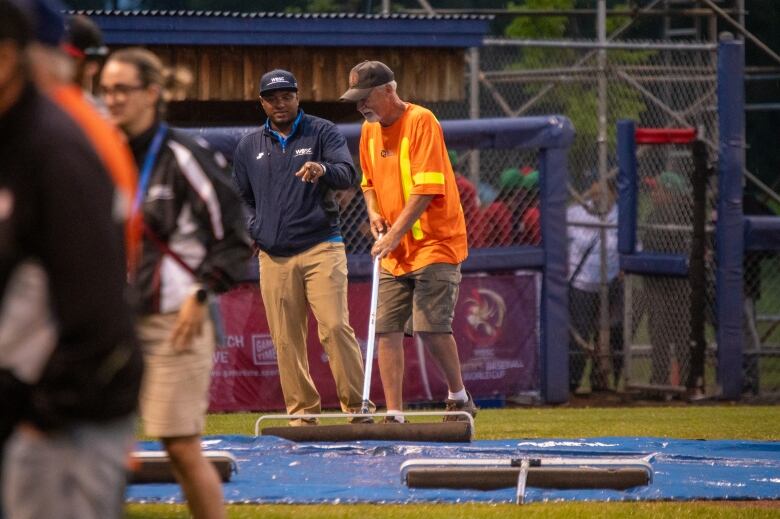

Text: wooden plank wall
xmin=147 ymin=45 xmax=465 ymax=102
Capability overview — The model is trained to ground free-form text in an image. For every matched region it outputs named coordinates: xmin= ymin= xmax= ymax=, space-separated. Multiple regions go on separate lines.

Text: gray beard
xmin=361 ymin=110 xmax=380 ymax=123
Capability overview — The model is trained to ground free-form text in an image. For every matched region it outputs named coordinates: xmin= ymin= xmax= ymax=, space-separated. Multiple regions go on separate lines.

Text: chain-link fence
xmin=622 ymin=139 xmax=719 ymax=397
xmin=743 ymin=253 xmax=780 ymax=398
xmin=468 ymin=41 xmax=718 ymax=191
xmin=744 ymin=228 xmax=780 ymax=399
xmin=468 ymin=41 xmax=718 ymax=395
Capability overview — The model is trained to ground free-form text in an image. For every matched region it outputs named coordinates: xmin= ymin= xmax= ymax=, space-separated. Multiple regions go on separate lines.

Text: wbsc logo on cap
xmin=260 ymin=69 xmax=298 ymax=95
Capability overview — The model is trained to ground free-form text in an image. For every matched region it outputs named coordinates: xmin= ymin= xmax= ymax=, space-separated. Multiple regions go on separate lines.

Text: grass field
xmin=126 ymin=405 xmax=779 ymax=518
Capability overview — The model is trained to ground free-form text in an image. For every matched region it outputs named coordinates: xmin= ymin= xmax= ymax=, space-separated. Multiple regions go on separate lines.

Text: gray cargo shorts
xmin=375 ymin=263 xmax=462 ymax=334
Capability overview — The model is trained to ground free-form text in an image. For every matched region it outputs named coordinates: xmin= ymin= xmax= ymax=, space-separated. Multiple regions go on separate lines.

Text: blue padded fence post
xmin=716 ymin=36 xmax=745 ymax=399
xmin=539 ymin=145 xmax=570 ymax=404
xmin=617 ymin=120 xmax=637 ymax=255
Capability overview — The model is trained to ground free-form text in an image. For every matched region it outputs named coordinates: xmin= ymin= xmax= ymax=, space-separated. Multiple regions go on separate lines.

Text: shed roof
xmin=71 ymin=10 xmax=492 ymax=48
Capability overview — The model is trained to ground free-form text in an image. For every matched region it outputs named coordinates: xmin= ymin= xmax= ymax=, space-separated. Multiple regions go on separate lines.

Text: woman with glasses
xmin=99 ymin=48 xmax=249 ymax=519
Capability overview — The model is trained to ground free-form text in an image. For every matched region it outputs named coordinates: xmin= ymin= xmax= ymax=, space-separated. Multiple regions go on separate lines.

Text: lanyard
xmin=132 ymin=123 xmax=169 ymax=217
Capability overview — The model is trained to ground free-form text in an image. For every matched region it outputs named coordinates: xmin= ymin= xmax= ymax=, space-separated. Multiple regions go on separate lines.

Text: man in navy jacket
xmin=233 ymin=69 xmax=370 ymax=424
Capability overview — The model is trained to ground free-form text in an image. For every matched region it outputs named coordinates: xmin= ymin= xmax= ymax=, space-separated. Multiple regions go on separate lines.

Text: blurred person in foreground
xmin=25 ymin=6 xmax=139 ymax=270
xmin=100 ymin=47 xmax=251 ymax=519
xmin=0 ymin=1 xmax=143 ymax=518
xmin=341 ymin=60 xmax=477 ymax=423
xmin=232 ymin=69 xmax=371 ymax=425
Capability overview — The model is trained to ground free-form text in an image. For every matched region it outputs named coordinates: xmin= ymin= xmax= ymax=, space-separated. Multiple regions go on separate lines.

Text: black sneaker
xmin=443 ymin=391 xmax=478 ymax=422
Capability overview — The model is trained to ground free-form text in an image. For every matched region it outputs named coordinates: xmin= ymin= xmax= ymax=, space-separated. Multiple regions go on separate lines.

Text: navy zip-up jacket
xmin=232 ymin=110 xmax=358 ymax=257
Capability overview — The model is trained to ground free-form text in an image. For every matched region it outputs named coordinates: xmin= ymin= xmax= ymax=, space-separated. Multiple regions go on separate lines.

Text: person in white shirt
xmin=567 ymin=178 xmax=623 ymax=393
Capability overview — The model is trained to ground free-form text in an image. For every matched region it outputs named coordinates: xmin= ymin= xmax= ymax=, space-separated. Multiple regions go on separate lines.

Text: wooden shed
xmin=78 ymin=11 xmax=491 ymax=125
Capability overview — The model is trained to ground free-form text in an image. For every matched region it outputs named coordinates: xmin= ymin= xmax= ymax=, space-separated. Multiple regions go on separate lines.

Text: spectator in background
xmin=642 ymin=171 xmax=692 ymax=390
xmin=474 ymin=166 xmax=540 ymax=247
xmin=567 ymin=178 xmax=623 ymax=393
xmin=504 ymin=166 xmax=541 ymax=245
xmin=449 ymin=150 xmax=481 ymax=245
xmin=473 ymin=186 xmax=511 ymax=247
xmin=477 ymin=181 xmax=499 ymax=208
xmin=0 ymin=1 xmax=143 ymax=518
xmin=63 ymin=14 xmax=108 ymax=111
xmin=101 ymin=48 xmax=252 ymax=519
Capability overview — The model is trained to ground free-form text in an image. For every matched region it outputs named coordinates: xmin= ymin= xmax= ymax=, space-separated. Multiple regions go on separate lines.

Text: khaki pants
xmin=259 ymin=241 xmax=365 ymax=416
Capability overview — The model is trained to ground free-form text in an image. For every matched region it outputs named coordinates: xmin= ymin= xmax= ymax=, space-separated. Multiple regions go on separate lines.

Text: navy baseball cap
xmin=259 ymin=69 xmax=298 ymax=96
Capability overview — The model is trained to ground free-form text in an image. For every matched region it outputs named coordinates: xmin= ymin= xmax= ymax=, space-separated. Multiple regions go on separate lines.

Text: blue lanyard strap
xmin=132 ymin=123 xmax=169 ymax=217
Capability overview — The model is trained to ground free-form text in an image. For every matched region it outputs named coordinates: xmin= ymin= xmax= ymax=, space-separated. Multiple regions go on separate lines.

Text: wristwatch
xmin=194 ymin=287 xmax=208 ymax=305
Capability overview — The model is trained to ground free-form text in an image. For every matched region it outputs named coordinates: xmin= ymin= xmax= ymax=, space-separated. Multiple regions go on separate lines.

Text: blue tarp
xmin=127 ymin=435 xmax=780 ymax=504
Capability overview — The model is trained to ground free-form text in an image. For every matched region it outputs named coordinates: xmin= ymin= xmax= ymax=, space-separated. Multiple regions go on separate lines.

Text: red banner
xmin=209 ymin=273 xmax=539 ymax=412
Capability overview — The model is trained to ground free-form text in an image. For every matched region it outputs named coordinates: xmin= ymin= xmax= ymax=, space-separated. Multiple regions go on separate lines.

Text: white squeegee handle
xmin=360 ymin=236 xmax=382 ymax=414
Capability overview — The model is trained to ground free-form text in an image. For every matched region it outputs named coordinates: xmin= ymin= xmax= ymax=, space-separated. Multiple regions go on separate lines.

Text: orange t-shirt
xmin=51 ymin=86 xmax=139 ymax=271
xmin=359 ymin=103 xmax=468 ymax=276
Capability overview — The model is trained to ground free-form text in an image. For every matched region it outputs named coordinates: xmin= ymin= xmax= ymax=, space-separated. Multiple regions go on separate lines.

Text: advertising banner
xmin=209 ymin=273 xmax=539 ymax=412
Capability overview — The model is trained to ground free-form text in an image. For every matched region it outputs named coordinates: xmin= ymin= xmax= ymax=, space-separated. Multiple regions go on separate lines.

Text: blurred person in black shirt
xmin=0 ymin=1 xmax=142 ymax=517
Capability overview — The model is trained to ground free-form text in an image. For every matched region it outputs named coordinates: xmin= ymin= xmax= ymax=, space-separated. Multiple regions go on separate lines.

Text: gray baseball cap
xmin=340 ymin=60 xmax=394 ymax=102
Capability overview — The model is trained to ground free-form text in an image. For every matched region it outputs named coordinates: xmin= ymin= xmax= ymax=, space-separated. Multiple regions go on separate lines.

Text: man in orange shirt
xmin=341 ymin=61 xmax=476 ymax=423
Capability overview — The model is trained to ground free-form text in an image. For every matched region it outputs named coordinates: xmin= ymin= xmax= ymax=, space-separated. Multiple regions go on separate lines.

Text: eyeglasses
xmin=260 ymin=92 xmax=297 ymax=105
xmin=98 ymin=83 xmax=146 ymax=98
